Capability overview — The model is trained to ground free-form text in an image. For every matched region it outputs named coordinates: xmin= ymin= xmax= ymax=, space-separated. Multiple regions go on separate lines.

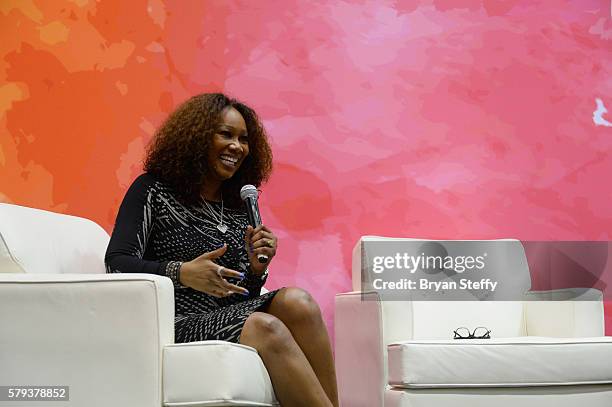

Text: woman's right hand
xmin=179 ymin=244 xmax=249 ymax=298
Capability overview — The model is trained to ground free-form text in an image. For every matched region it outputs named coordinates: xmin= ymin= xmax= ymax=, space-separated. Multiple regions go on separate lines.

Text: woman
xmin=105 ymin=93 xmax=339 ymax=407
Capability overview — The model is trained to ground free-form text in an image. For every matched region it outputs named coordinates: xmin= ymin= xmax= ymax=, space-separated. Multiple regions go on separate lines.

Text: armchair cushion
xmin=163 ymin=341 xmax=277 ymax=406
xmin=384 ymin=385 xmax=612 ymax=407
xmin=410 ymin=301 xmax=525 ymax=339
xmin=388 ymin=337 xmax=612 ymax=388
xmin=0 ymin=203 xmax=109 ymax=274
xmin=524 ymin=288 xmax=605 ymax=337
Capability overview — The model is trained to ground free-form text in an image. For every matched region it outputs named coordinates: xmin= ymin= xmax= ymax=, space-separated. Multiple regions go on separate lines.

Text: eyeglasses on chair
xmin=453 ymin=326 xmax=491 ymax=339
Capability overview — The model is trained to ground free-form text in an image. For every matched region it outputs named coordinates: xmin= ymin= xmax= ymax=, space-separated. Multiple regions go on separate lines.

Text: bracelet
xmin=165 ymin=261 xmax=185 ymax=288
xmin=247 ymin=264 xmax=269 ymax=281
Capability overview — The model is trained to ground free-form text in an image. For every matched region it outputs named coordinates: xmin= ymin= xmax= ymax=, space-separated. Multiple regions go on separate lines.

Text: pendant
xmin=217 ymin=223 xmax=228 ymax=234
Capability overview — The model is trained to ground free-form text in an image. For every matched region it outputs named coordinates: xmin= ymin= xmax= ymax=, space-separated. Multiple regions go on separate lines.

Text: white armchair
xmin=335 ymin=236 xmax=612 ymax=407
xmin=0 ymin=203 xmax=278 ymax=407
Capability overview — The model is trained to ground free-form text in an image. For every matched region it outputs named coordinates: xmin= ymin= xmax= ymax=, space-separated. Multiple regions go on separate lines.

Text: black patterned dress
xmin=105 ymin=172 xmax=280 ymax=343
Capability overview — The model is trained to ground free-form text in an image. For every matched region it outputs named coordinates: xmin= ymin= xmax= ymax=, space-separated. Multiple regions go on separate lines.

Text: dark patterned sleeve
xmin=105 ymin=173 xmax=171 ymax=276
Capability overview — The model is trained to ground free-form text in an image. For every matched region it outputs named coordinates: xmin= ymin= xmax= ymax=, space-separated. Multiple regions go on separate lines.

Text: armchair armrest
xmin=335 ymin=291 xmax=414 ymax=407
xmin=0 ymin=273 xmax=174 ymax=407
xmin=335 ymin=291 xmax=385 ymax=407
xmin=523 ymin=288 xmax=605 ymax=337
xmin=163 ymin=341 xmax=277 ymax=406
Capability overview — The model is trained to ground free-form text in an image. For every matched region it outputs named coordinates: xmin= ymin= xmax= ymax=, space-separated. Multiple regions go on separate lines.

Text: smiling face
xmin=206 ymin=106 xmax=250 ymax=184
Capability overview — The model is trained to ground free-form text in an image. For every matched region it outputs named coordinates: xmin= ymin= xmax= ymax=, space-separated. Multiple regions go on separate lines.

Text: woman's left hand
xmin=244 ymin=224 xmax=277 ymax=274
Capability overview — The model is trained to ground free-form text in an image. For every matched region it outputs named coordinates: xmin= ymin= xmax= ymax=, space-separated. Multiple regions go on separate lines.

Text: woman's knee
xmin=271 ymin=287 xmax=323 ymax=324
xmin=241 ymin=312 xmax=293 ymax=352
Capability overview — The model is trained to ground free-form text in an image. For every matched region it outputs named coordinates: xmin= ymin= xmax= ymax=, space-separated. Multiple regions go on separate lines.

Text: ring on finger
xmin=216 ymin=266 xmax=224 ymax=278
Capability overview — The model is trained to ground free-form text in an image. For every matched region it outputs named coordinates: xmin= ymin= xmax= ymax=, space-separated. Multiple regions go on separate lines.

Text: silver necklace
xmin=201 ymin=195 xmax=227 ymax=233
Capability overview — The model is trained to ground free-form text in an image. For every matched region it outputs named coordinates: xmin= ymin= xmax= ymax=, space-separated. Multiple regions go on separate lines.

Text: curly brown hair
xmin=144 ymin=93 xmax=273 ymax=208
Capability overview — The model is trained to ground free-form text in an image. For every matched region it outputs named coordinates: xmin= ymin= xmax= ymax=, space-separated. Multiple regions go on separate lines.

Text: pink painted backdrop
xmin=1 ymin=0 xmax=612 ymax=336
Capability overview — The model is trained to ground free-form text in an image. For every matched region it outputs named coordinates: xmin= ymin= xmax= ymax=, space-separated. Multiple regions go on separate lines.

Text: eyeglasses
xmin=453 ymin=327 xmax=491 ymax=339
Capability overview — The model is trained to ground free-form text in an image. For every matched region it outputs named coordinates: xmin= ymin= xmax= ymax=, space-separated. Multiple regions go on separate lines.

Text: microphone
xmin=240 ymin=185 xmax=268 ymax=263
